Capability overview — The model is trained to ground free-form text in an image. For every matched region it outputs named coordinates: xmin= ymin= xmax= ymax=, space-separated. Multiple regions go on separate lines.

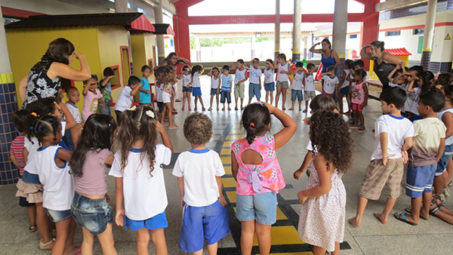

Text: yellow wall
xmin=5 ymin=27 xmax=101 ymax=108
xmin=131 ymin=32 xmax=156 ymax=85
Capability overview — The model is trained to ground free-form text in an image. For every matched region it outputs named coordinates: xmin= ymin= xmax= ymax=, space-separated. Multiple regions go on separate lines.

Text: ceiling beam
xmin=142 ymin=0 xmax=176 ymax=15
xmin=375 ymin=0 xmax=428 ymax=12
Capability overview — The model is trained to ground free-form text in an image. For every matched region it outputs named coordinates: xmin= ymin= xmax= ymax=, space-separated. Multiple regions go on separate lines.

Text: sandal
xmin=28 ymin=224 xmax=37 ymax=232
xmin=39 ymin=239 xmax=55 ymax=250
xmin=393 ymin=212 xmax=418 ymax=226
xmin=430 ymin=205 xmax=441 ymax=216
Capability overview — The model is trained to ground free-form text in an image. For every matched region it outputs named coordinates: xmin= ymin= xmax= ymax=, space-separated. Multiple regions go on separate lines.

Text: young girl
xmin=26 ymin=115 xmax=78 ymax=255
xmin=82 ymin=75 xmax=104 ymax=121
xmin=338 ymin=59 xmax=353 ymax=115
xmin=208 ymin=67 xmax=221 ymax=111
xmin=275 ymin=54 xmax=290 ymax=110
xmin=191 ymin=65 xmax=206 ymax=111
xmin=109 ymin=106 xmax=173 ymax=255
xmin=232 ymin=102 xmax=297 ymax=255
xmin=264 ymin=59 xmax=275 ymax=105
xmin=181 ymin=65 xmax=192 ymax=111
xmin=297 ymin=111 xmax=352 ymax=255
xmin=350 ymin=69 xmax=368 ymax=131
xmin=161 ymin=72 xmax=178 ymax=129
xmin=70 ymin=114 xmax=118 ymax=255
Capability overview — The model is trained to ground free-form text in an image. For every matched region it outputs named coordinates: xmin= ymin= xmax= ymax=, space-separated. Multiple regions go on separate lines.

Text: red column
xmin=173 ymin=6 xmax=191 ymax=62
xmin=360 ymin=0 xmax=379 ymax=70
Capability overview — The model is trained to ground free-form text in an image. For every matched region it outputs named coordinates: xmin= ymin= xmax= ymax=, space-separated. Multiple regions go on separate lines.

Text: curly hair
xmin=310 ymin=111 xmax=352 ymax=173
xmin=184 ymin=113 xmax=212 ymax=145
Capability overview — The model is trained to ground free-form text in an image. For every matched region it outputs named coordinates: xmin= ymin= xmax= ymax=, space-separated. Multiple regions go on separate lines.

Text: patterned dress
xmin=298 ymin=161 xmax=346 ymax=252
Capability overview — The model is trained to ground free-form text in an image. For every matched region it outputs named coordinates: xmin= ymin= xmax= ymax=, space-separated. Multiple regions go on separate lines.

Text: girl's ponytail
xmin=241 ymin=103 xmax=271 ymax=144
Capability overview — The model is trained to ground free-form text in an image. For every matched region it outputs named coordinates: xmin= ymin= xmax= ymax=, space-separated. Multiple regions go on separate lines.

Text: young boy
xmin=99 ymin=67 xmax=114 ymax=115
xmin=114 ymin=76 xmax=141 ymax=124
xmin=234 ymin=59 xmax=248 ymax=110
xmin=248 ymin=58 xmax=262 ymax=104
xmin=321 ymin=66 xmax=339 ymax=98
xmin=172 ymin=113 xmax=229 ymax=254
xmin=349 ymin=87 xmax=414 ymax=227
xmin=66 ymin=87 xmax=82 ymax=124
xmin=303 ymin=63 xmax=316 ymax=113
xmin=394 ymin=89 xmax=446 ymax=225
xmin=139 ymin=65 xmax=153 ymax=107
xmin=290 ymin=62 xmax=304 ymax=111
xmin=220 ymin=65 xmax=233 ymax=111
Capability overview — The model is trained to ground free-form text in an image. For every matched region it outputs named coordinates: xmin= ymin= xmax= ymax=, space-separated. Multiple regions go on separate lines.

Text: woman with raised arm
xmin=309 ymin=38 xmax=340 ymax=74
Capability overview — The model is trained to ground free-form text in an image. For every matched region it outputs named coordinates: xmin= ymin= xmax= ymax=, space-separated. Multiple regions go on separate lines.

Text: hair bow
xmin=128 ymin=106 xmax=137 ymax=111
xmin=145 ymin=110 xmax=155 ymax=119
xmin=250 ymin=122 xmax=255 ymax=127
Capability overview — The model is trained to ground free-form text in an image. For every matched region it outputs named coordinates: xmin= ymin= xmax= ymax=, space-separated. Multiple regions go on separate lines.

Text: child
xmin=321 ymin=66 xmax=339 ymax=98
xmin=264 ymin=59 xmax=275 ymax=104
xmin=114 ymin=76 xmax=141 ymax=124
xmin=208 ymin=67 xmax=221 ymax=111
xmin=387 ymin=64 xmax=407 ymax=88
xmin=161 ymin=72 xmax=178 ymax=129
xmin=275 ymin=53 xmax=290 ymax=110
xmin=155 ymin=66 xmax=168 ymax=115
xmin=293 ymin=94 xmax=338 ymax=180
xmin=403 ymin=67 xmax=424 ymax=121
xmin=11 ymin=110 xmax=36 ymax=233
xmin=297 ymin=111 xmax=352 ymax=255
xmin=191 ymin=65 xmax=206 ymax=111
xmin=338 ymin=59 xmax=354 ymax=114
xmin=220 ymin=65 xmax=233 ymax=111
xmin=290 ymin=62 xmax=304 ymax=111
xmin=234 ymin=59 xmax=248 ymax=110
xmin=349 ymin=87 xmax=414 ymax=227
xmin=26 ymin=115 xmax=78 ymax=255
xmin=232 ymin=102 xmax=297 ymax=255
xmin=394 ymin=89 xmax=446 ymax=225
xmin=303 ymin=63 xmax=317 ymax=113
xmin=248 ymin=58 xmax=262 ymax=104
xmin=82 ymin=75 xmax=104 ymax=122
xmin=181 ymin=65 xmax=192 ymax=111
xmin=350 ymin=69 xmax=369 ymax=131
xmin=66 ymin=87 xmax=82 ymax=124
xmin=99 ymin=67 xmax=114 ymax=115
xmin=110 ymin=106 xmax=173 ymax=255
xmin=139 ymin=65 xmax=153 ymax=106
xmin=70 ymin=114 xmax=118 ymax=254
xmin=172 ymin=113 xmax=229 ymax=254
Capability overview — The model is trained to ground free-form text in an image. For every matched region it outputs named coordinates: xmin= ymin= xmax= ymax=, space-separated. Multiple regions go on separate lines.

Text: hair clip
xmin=145 ymin=110 xmax=155 ymax=119
xmin=31 ymin=112 xmax=38 ymax=117
xmin=128 ymin=106 xmax=137 ymax=111
xmin=250 ymin=122 xmax=255 ymax=127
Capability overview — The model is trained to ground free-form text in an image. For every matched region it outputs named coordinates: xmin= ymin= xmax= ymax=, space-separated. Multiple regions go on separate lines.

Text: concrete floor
xmin=1 ymin=77 xmax=453 ymax=255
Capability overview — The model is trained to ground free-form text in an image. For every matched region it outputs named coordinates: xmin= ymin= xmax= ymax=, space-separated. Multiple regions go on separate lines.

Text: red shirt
xmin=10 ymin=134 xmax=26 ymax=176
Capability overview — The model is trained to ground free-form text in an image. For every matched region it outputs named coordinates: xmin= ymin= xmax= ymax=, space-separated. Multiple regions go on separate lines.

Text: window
xmin=418 ymin=36 xmax=424 ymax=54
xmin=385 ymin=30 xmax=401 ymax=37
xmin=413 ymin=28 xmax=424 ymax=35
xmin=349 ymin=34 xmax=358 ymax=39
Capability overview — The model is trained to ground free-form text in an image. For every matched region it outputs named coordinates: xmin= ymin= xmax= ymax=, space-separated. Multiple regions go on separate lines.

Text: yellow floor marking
xmin=220 ymin=148 xmax=231 ymax=155
xmin=225 ymin=191 xmax=237 ymax=203
xmin=222 ymin=177 xmax=236 ymax=188
xmin=276 ymin=207 xmax=288 ymax=220
xmin=253 ymin=226 xmax=304 ymax=245
xmin=226 ymin=135 xmax=241 ymax=140
xmin=221 ymin=157 xmax=231 ymax=164
xmin=223 ymin=142 xmax=233 ymax=147
xmin=224 ymin=166 xmax=232 ymax=175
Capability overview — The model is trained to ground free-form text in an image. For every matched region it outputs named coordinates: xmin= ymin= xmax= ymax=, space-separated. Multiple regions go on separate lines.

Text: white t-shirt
xmin=115 ymin=86 xmax=133 ymax=112
xmin=161 ymin=84 xmax=171 ymax=103
xmin=404 ymin=87 xmax=420 ymax=115
xmin=182 ymin=74 xmax=191 ymax=87
xmin=25 ymin=145 xmax=74 ymax=211
xmin=109 ymin=144 xmax=172 ymax=220
xmin=341 ymin=69 xmax=351 ymax=88
xmin=439 ymin=108 xmax=453 ymax=145
xmin=322 ymin=76 xmax=339 ymax=94
xmin=66 ymin=103 xmax=82 ymax=123
xmin=249 ymin=65 xmax=262 ymax=84
xmin=389 ymin=82 xmax=404 ymax=88
xmin=277 ymin=63 xmax=289 ymax=82
xmin=24 ymin=137 xmax=39 ymax=155
xmin=172 ymin=149 xmax=225 ymax=207
xmin=211 ymin=76 xmax=220 ymax=89
xmin=155 ymin=83 xmax=163 ymax=102
xmin=192 ymin=73 xmax=201 ymax=88
xmin=371 ymin=114 xmax=414 ymax=160
xmin=305 ymin=74 xmax=315 ymax=91
xmin=235 ymin=68 xmax=247 ymax=85
xmin=292 ymin=72 xmax=304 ymax=91
xmin=264 ymin=68 xmax=274 ymax=84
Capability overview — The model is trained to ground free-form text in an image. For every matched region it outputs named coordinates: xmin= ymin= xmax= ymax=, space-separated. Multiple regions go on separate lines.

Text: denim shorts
xmin=339 ymin=86 xmax=349 ymax=95
xmin=264 ymin=82 xmax=275 ymax=91
xmin=47 ymin=209 xmax=72 ymax=223
xmin=183 ymin=86 xmax=192 ymax=93
xmin=236 ymin=192 xmax=277 ymax=225
xmin=249 ymin=83 xmax=261 ymax=99
xmin=291 ymin=89 xmax=303 ymax=102
xmin=220 ymin=91 xmax=231 ymax=104
xmin=125 ymin=211 xmax=168 ymax=231
xmin=436 ymin=143 xmax=453 ymax=176
xmin=71 ymin=192 xmax=113 ymax=235
xmin=210 ymin=88 xmax=219 ymax=95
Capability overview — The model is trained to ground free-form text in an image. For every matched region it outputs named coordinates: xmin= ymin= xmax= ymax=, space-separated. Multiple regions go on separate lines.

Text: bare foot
xmin=222 ymin=108 xmax=225 ymax=111
xmin=348 ymin=217 xmax=361 ymax=227
xmin=373 ymin=213 xmax=388 ymax=224
xmin=202 ymin=107 xmax=206 ymax=111
xmin=289 ymin=107 xmax=294 ymax=111
xmin=228 ymin=107 xmax=231 ymax=111
xmin=64 ymin=246 xmax=81 ymax=255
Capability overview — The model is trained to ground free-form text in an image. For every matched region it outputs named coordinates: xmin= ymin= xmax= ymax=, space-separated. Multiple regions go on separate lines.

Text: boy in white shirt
xmin=304 ymin=63 xmax=317 ymax=113
xmin=248 ymin=58 xmax=262 ymax=104
xmin=172 ymin=113 xmax=229 ymax=254
xmin=234 ymin=59 xmax=248 ymax=110
xmin=349 ymin=87 xmax=414 ymax=227
xmin=321 ymin=66 xmax=339 ymax=98
xmin=114 ymin=76 xmax=141 ymax=124
xmin=290 ymin=62 xmax=305 ymax=111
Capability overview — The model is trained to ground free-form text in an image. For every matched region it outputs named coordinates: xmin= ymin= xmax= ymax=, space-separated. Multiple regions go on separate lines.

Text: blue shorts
xmin=406 ymin=164 xmax=436 ymax=198
xmin=340 ymin=86 xmax=349 ymax=95
xmin=264 ymin=82 xmax=275 ymax=92
xmin=291 ymin=89 xmax=303 ymax=102
xmin=220 ymin=91 xmax=231 ymax=104
xmin=180 ymin=201 xmax=229 ymax=252
xmin=210 ymin=88 xmax=219 ymax=96
xmin=47 ymin=209 xmax=72 ymax=223
xmin=236 ymin=192 xmax=277 ymax=225
xmin=125 ymin=211 xmax=168 ymax=231
xmin=183 ymin=86 xmax=192 ymax=93
xmin=249 ymin=83 xmax=261 ymax=99
xmin=436 ymin=143 xmax=453 ymax=176
xmin=192 ymin=87 xmax=202 ymax=97
xmin=71 ymin=192 xmax=113 ymax=235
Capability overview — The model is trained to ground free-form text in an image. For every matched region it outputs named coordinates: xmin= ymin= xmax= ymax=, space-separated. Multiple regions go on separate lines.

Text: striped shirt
xmin=10 ymin=134 xmax=26 ymax=176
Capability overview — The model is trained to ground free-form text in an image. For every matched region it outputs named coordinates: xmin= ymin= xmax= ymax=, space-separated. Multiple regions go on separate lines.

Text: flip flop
xmin=430 ymin=205 xmax=441 ymax=216
xmin=404 ymin=207 xmax=428 ymax=220
xmin=394 ymin=212 xmax=418 ymax=226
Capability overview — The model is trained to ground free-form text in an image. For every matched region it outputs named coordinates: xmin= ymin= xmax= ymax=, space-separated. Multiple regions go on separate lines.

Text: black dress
xmin=373 ymin=59 xmax=395 ymax=90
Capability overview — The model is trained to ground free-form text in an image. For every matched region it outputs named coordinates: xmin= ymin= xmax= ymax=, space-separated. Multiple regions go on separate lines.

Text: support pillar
xmin=421 ymin=0 xmax=437 ymax=70
xmin=274 ymin=0 xmax=280 ymax=59
xmin=0 ymin=5 xmax=20 ymax=184
xmin=332 ymin=0 xmax=348 ymax=75
xmin=360 ymin=0 xmax=379 ymax=71
xmin=115 ymin=0 xmax=128 ymax=12
xmin=173 ymin=5 xmax=191 ymax=62
xmin=194 ymin=36 xmax=201 ymax=62
xmin=292 ymin=0 xmax=301 ymax=61
xmin=154 ymin=2 xmax=166 ymax=64
xmin=303 ymin=35 xmax=308 ymax=59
